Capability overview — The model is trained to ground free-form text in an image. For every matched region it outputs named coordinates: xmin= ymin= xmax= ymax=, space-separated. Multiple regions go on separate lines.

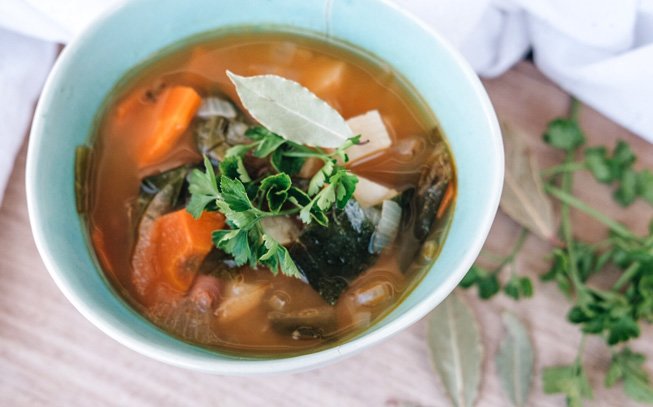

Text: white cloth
xmin=1 ymin=0 xmax=652 ymax=203
xmin=0 ymin=28 xmax=56 ymax=204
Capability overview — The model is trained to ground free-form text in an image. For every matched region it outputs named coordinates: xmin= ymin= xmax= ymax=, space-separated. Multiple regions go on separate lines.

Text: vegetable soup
xmin=77 ymin=29 xmax=455 ymax=356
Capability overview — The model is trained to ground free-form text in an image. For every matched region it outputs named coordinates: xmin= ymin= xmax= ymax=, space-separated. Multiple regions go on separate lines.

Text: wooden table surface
xmin=1 ymin=62 xmax=651 ymax=406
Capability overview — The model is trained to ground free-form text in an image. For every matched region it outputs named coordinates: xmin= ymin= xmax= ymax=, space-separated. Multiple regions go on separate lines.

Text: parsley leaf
xmin=610 ymin=140 xmax=636 ymax=178
xmin=459 ymin=265 xmax=500 ymax=299
xmin=308 ymin=159 xmax=334 ymax=196
xmin=543 ymin=118 xmax=585 ymax=151
xmin=543 ymin=364 xmax=593 ymax=406
xmin=186 ymin=156 xmax=220 ymax=218
xmin=219 ymin=175 xmax=253 ymax=211
xmin=270 ymin=144 xmax=306 ymax=175
xmin=219 ymin=156 xmax=251 ymax=183
xmin=254 ymin=133 xmax=286 ymax=158
xmin=186 ymin=122 xmax=360 ymax=279
xmin=334 ymin=170 xmax=358 ymax=208
xmin=259 ymin=173 xmax=292 ymax=213
xmin=213 ymin=228 xmax=252 ymax=266
xmin=584 ymin=147 xmax=612 ymax=183
xmin=259 ymin=234 xmax=302 ymax=278
xmin=637 ymin=170 xmax=653 ymax=205
xmin=504 ymin=276 xmax=533 ymax=300
xmin=606 ymin=348 xmax=653 ymax=403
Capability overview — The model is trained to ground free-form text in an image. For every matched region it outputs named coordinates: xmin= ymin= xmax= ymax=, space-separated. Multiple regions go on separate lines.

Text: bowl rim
xmin=26 ymin=0 xmax=503 ymax=375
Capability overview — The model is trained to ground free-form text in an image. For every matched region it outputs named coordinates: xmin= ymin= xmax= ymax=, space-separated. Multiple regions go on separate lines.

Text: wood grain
xmin=1 ymin=62 xmax=651 ymax=406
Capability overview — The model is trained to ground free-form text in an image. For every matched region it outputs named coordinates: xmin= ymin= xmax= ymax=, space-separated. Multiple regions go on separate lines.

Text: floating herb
xmin=227 ymin=71 xmax=353 ymax=147
xmin=187 ymin=72 xmax=362 ymax=278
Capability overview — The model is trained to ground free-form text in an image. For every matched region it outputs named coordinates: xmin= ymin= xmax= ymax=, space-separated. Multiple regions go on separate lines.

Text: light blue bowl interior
xmin=27 ymin=0 xmax=502 ymax=371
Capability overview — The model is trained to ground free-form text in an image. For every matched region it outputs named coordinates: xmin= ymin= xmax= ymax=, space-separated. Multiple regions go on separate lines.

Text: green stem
xmin=496 ymin=228 xmax=529 ymax=270
xmin=282 ymin=151 xmax=329 ymax=160
xmin=559 ymin=150 xmax=586 ymax=297
xmin=575 ymin=334 xmax=587 ymax=368
xmin=545 ymin=185 xmax=637 ymax=240
xmin=542 ymin=161 xmax=586 ymax=177
xmin=613 ymin=262 xmax=641 ymax=291
xmin=587 ymin=237 xmax=616 ymax=250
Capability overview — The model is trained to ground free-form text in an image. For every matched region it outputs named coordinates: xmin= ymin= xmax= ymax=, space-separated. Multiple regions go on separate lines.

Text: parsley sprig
xmin=186 ymin=127 xmax=361 ymax=278
xmin=461 ymin=99 xmax=653 ymax=405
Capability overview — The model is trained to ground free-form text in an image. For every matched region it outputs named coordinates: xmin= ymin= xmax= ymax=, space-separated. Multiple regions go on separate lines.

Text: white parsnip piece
xmin=354 ymin=176 xmax=398 ymax=208
xmin=346 ymin=110 xmax=392 ymax=162
xmin=215 ymin=281 xmax=269 ymax=323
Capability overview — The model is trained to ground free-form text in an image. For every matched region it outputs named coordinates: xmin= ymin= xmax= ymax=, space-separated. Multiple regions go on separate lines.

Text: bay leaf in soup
xmin=496 ymin=313 xmax=534 ymax=407
xmin=501 ymin=125 xmax=557 ymax=242
xmin=427 ymin=290 xmax=483 ymax=407
xmin=227 ymin=71 xmax=352 ymax=148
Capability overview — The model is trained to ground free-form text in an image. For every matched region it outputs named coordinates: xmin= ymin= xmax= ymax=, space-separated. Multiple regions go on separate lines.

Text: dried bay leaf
xmin=227 ymin=71 xmax=352 ymax=148
xmin=501 ymin=125 xmax=557 ymax=241
xmin=427 ymin=291 xmax=483 ymax=407
xmin=496 ymin=313 xmax=534 ymax=407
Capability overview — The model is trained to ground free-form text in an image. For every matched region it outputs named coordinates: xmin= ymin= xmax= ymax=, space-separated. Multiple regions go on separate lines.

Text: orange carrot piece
xmin=152 ymin=210 xmax=225 ymax=292
xmin=436 ymin=182 xmax=455 ymax=219
xmin=138 ymin=86 xmax=202 ymax=167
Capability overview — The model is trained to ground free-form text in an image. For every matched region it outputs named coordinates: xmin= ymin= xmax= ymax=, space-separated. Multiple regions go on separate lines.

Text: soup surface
xmin=82 ymin=29 xmax=455 ymax=356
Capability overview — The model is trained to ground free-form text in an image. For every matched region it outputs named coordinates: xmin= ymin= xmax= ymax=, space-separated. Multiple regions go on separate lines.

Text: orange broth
xmin=85 ymin=30 xmax=454 ymax=356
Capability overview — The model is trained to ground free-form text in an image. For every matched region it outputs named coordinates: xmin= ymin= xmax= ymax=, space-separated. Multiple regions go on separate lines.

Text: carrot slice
xmin=132 ymin=209 xmax=225 ymax=299
xmin=151 ymin=210 xmax=225 ymax=292
xmin=436 ymin=182 xmax=455 ymax=219
xmin=138 ymin=86 xmax=202 ymax=167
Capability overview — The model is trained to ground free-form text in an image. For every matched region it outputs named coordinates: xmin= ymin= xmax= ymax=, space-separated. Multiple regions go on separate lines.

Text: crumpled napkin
xmin=1 ymin=0 xmax=652 ymax=203
xmin=0 ymin=28 xmax=55 ymax=204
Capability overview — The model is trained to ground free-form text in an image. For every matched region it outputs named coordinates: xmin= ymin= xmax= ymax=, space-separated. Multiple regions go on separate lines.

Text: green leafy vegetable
xmin=637 ymin=170 xmax=653 ymax=204
xmin=259 ymin=173 xmax=292 ymax=213
xmin=187 ymin=156 xmax=220 ymax=218
xmin=460 ymin=229 xmax=532 ymax=300
xmin=259 ymin=234 xmax=301 ymax=277
xmin=503 ymin=275 xmax=533 ymax=300
xmin=606 ymin=348 xmax=653 ymax=403
xmin=219 ymin=155 xmax=251 ymax=183
xmin=187 ymin=159 xmax=318 ymax=278
xmin=543 ymin=118 xmax=585 ymax=151
xmin=543 ymin=364 xmax=593 ymax=407
xmin=186 ymin=72 xmax=364 ymax=279
xmin=463 ymin=98 xmax=653 ymax=405
xmin=584 ymin=147 xmax=612 ymax=183
xmin=544 ymin=118 xmax=585 ymax=151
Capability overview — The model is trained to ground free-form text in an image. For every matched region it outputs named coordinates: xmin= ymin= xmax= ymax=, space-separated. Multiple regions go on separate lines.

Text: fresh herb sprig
xmin=461 ymin=99 xmax=653 ymax=405
xmin=187 ymin=127 xmax=361 ymax=278
xmin=460 ymin=227 xmax=533 ymax=300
